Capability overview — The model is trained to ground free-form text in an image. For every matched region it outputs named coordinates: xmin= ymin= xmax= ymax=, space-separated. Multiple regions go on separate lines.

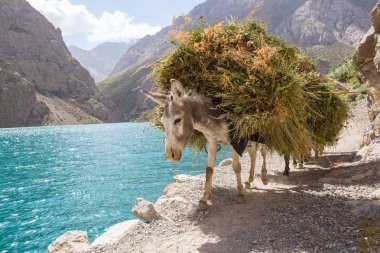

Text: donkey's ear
xmin=170 ymin=79 xmax=184 ymax=99
xmin=142 ymin=90 xmax=166 ymax=106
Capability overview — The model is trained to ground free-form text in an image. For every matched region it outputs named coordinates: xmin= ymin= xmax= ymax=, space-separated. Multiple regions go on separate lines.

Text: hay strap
xmin=204 ymin=144 xmax=222 ymax=154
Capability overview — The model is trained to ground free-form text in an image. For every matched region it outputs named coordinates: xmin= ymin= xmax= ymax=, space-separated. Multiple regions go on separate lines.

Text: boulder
xmin=131 ymin=198 xmax=163 ymax=222
xmin=354 ymin=1 xmax=380 ymax=144
xmin=48 ymin=231 xmax=90 ymax=253
xmin=91 ymin=220 xmax=143 ymax=247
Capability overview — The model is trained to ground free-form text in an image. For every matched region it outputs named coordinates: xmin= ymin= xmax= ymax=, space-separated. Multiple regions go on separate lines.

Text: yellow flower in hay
xmin=247 ymin=41 xmax=255 ymax=49
xmin=200 ymin=40 xmax=209 ymax=51
xmin=214 ymin=21 xmax=224 ymax=31
xmin=236 ymin=33 xmax=243 ymax=41
xmin=203 ymin=27 xmax=213 ymax=38
xmin=184 ymin=16 xmax=191 ymax=23
xmin=175 ymin=31 xmax=190 ymax=42
xmin=257 ymin=46 xmax=274 ymax=65
xmin=168 ymin=29 xmax=176 ymax=38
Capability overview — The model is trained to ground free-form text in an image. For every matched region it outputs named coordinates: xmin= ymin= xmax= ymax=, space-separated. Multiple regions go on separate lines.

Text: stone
xmin=48 ymin=231 xmax=90 ymax=253
xmin=91 ymin=220 xmax=143 ymax=247
xmin=354 ymin=1 xmax=380 ymax=145
xmin=370 ymin=188 xmax=380 ymax=200
xmin=173 ymin=174 xmax=199 ymax=183
xmin=219 ymin=159 xmax=233 ymax=167
xmin=131 ymin=198 xmax=162 ymax=222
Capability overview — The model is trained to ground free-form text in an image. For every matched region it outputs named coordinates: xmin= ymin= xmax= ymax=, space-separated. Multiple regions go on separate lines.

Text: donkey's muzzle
xmin=165 ymin=148 xmax=182 ymax=162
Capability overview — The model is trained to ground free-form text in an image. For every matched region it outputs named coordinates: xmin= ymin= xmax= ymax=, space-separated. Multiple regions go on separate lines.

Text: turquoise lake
xmin=0 ymin=123 xmax=230 ymax=252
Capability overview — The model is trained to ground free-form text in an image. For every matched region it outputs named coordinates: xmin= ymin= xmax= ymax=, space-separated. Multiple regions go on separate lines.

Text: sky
xmin=26 ymin=0 xmax=205 ymax=50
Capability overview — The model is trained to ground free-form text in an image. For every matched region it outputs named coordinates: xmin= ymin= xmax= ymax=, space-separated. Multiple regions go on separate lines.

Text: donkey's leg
xmin=260 ymin=145 xmax=269 ymax=185
xmin=198 ymin=140 xmax=218 ymax=210
xmin=232 ymin=148 xmax=245 ymax=203
xmin=245 ymin=142 xmax=259 ymax=189
xmin=284 ymin=155 xmax=290 ymax=176
xmin=299 ymin=154 xmax=304 ymax=169
xmin=293 ymin=158 xmax=297 ymax=168
xmin=314 ymin=148 xmax=319 ymax=158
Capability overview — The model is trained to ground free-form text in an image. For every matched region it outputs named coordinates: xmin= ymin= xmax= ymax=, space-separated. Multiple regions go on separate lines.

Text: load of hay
xmin=149 ymin=18 xmax=349 ymax=156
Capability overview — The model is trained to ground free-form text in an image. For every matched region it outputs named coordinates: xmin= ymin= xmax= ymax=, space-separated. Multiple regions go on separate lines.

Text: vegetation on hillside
xmin=329 ymin=57 xmax=368 ymax=105
xmin=303 ymin=43 xmax=354 ymax=73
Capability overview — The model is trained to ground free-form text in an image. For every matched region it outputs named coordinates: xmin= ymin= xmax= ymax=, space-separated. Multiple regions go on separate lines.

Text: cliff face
xmin=0 ymin=0 xmax=121 ymax=127
xmin=0 ymin=69 xmax=49 ymax=127
xmin=104 ymin=0 xmax=376 ymax=121
xmin=274 ymin=0 xmax=375 ymax=47
xmin=354 ymin=0 xmax=380 ymax=142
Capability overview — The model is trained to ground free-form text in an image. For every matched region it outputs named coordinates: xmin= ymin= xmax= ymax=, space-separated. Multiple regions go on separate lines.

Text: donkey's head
xmin=144 ymin=79 xmax=194 ymax=162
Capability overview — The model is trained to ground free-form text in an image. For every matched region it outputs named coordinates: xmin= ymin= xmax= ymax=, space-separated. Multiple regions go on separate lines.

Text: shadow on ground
xmin=190 ymin=156 xmax=380 ymax=253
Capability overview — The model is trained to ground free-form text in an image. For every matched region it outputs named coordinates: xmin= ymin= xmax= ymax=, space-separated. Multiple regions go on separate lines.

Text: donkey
xmin=144 ymin=79 xmax=271 ymax=210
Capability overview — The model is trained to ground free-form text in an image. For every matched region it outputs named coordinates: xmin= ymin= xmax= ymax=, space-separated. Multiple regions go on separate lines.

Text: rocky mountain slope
xmin=69 ymin=42 xmax=133 ymax=82
xmin=101 ymin=0 xmax=377 ymax=121
xmin=355 ymin=0 xmax=380 ymax=145
xmin=0 ymin=0 xmax=121 ymax=128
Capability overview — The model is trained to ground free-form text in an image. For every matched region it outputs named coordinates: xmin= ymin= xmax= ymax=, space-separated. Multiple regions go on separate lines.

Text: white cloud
xmin=26 ymin=0 xmax=161 ymax=42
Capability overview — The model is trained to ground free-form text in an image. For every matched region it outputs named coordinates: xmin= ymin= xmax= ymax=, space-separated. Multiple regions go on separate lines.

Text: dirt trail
xmin=91 ymin=99 xmax=380 ymax=253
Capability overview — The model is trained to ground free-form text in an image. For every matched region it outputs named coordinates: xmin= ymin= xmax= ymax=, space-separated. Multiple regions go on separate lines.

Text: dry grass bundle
xmin=149 ymin=18 xmax=349 ymax=155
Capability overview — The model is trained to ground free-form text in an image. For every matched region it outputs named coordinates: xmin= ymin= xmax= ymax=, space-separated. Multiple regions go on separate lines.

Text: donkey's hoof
xmin=197 ymin=201 xmax=208 ymax=211
xmin=282 ymin=175 xmax=290 ymax=182
xmin=261 ymin=177 xmax=269 ymax=185
xmin=237 ymin=195 xmax=246 ymax=204
xmin=244 ymin=181 xmax=252 ymax=189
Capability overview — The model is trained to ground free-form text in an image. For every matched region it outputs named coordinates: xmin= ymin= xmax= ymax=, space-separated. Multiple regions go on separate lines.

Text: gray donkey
xmin=144 ymin=79 xmax=270 ymax=210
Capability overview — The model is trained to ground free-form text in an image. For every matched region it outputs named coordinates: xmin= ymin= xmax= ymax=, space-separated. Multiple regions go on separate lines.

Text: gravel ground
xmin=90 ymin=99 xmax=380 ymax=253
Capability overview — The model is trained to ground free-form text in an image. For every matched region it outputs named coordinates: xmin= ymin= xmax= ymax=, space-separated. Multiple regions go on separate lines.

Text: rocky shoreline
xmin=48 ymin=100 xmax=380 ymax=253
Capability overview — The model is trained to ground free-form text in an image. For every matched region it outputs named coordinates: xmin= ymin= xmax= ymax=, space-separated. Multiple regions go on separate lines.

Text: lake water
xmin=0 ymin=123 xmax=230 ymax=252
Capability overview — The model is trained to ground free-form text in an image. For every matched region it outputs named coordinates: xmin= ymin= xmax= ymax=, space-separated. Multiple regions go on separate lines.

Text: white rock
xmin=357 ymin=142 xmax=380 ymax=163
xmin=219 ymin=159 xmax=233 ymax=167
xmin=173 ymin=174 xmax=197 ymax=183
xmin=131 ymin=198 xmax=162 ymax=222
xmin=48 ymin=231 xmax=90 ymax=253
xmin=91 ymin=220 xmax=143 ymax=247
xmin=370 ymin=189 xmax=380 ymax=200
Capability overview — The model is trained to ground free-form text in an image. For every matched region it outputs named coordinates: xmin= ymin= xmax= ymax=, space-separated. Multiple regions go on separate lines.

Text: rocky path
xmin=92 ymin=156 xmax=379 ymax=253
xmin=56 ymin=99 xmax=380 ymax=253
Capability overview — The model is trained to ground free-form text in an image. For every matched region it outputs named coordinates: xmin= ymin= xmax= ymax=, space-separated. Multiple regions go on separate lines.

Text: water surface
xmin=0 ymin=123 xmax=230 ymax=252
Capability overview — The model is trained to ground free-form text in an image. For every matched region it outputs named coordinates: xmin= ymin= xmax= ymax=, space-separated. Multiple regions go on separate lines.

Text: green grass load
xmin=148 ymin=18 xmax=349 ymax=156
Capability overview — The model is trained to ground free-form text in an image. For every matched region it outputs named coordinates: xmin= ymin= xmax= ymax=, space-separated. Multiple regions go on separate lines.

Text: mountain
xmin=69 ymin=42 xmax=133 ymax=82
xmin=0 ymin=0 xmax=121 ymax=128
xmin=100 ymin=0 xmax=377 ymax=121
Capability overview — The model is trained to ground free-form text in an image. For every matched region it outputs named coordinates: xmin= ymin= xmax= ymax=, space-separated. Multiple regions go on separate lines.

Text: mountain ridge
xmin=69 ymin=41 xmax=133 ymax=83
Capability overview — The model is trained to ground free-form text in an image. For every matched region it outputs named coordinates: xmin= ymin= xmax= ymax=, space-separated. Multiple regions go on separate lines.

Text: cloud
xmin=26 ymin=0 xmax=161 ymax=42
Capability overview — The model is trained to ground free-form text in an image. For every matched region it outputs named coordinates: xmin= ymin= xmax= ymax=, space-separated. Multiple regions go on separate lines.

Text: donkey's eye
xmin=174 ymin=118 xmax=182 ymax=125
